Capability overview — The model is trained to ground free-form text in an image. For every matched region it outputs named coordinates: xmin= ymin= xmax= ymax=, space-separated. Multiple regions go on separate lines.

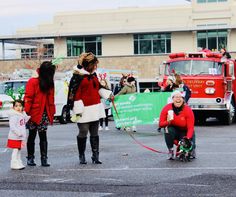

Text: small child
xmin=7 ymin=99 xmax=30 ymax=170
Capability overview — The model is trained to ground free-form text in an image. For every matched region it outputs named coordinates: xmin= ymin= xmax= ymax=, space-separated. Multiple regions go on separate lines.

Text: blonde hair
xmin=77 ymin=52 xmax=99 ymax=73
xmin=78 ymin=52 xmax=98 ymax=65
xmin=174 ymin=73 xmax=183 ymax=86
xmin=100 ymin=79 xmax=111 ymax=90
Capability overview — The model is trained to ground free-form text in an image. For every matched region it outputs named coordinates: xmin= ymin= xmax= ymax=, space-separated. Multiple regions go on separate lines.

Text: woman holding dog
xmin=159 ymin=90 xmax=195 ymax=160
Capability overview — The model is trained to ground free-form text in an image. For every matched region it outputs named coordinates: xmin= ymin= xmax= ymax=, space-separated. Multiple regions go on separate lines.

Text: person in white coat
xmin=99 ymin=76 xmax=111 ymax=131
xmin=7 ymin=100 xmax=30 ymax=170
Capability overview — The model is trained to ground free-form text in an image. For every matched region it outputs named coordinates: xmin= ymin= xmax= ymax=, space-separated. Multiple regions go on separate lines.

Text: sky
xmin=0 ymin=0 xmax=189 ymax=59
xmin=0 ymin=0 xmax=189 ymax=36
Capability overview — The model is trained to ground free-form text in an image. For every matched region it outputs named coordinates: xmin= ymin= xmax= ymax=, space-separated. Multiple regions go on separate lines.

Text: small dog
xmin=177 ymin=137 xmax=193 ymax=162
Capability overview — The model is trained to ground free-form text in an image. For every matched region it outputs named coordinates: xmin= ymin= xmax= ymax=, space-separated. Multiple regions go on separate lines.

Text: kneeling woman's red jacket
xmin=159 ymin=103 xmax=194 ymax=139
xmin=24 ymin=77 xmax=55 ymax=125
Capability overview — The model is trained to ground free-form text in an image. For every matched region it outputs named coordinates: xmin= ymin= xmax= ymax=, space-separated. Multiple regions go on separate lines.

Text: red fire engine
xmin=160 ymin=51 xmax=236 ymax=125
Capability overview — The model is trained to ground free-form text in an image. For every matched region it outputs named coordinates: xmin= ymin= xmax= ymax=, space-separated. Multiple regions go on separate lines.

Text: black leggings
xmin=164 ymin=126 xmax=196 ymax=149
xmin=99 ymin=109 xmax=109 ymax=127
xmin=77 ymin=121 xmax=99 ymax=138
xmin=27 ymin=129 xmax=47 ymax=144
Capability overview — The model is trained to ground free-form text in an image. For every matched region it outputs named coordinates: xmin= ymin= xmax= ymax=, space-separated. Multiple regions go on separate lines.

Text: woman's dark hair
xmin=127 ymin=77 xmax=135 ymax=83
xmin=13 ymin=99 xmax=24 ymax=107
xmin=38 ymin=61 xmax=56 ymax=93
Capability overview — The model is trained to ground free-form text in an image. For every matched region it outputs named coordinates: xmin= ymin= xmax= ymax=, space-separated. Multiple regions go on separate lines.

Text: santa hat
xmin=171 ymin=90 xmax=185 ymax=99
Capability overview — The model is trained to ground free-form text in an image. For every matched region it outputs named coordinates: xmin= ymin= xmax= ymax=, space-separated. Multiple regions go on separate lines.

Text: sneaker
xmin=189 ymin=149 xmax=196 ymax=159
xmin=105 ymin=127 xmax=109 ymax=131
xmin=132 ymin=126 xmax=137 ymax=132
xmin=125 ymin=127 xmax=131 ymax=131
xmin=168 ymin=149 xmax=174 ymax=160
xmin=99 ymin=126 xmax=103 ymax=131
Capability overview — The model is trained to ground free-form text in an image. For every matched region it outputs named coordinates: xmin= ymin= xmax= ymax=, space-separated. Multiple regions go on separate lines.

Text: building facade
xmin=0 ymin=0 xmax=236 ymax=81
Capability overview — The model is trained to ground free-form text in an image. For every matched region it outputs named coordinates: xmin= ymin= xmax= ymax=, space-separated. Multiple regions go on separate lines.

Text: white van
xmin=0 ymin=79 xmax=69 ymax=124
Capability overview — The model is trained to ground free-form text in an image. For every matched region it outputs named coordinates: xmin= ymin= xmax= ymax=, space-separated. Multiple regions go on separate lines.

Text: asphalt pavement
xmin=1 ymin=119 xmax=236 ymax=196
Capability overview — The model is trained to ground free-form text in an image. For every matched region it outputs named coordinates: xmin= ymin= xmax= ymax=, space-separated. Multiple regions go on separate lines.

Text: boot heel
xmin=41 ymin=157 xmax=50 ymax=167
xmin=90 ymin=136 xmax=102 ymax=164
xmin=91 ymin=156 xmax=102 ymax=164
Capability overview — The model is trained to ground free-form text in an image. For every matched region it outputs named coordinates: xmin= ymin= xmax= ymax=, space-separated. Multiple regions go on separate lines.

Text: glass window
xmin=218 ymin=37 xmax=227 ymax=50
xmin=191 ymin=61 xmax=222 ymax=75
xmin=12 ymin=82 xmax=27 ymax=93
xmin=67 ymin=36 xmax=102 ymax=57
xmin=197 ymin=30 xmax=227 ymax=51
xmin=166 ymin=60 xmax=222 ymax=76
xmin=165 ymin=61 xmax=191 ymax=75
xmin=139 ymin=82 xmax=161 ymax=92
xmin=43 ymin=44 xmax=54 ymax=58
xmin=21 ymin=48 xmax=38 ymax=59
xmin=21 ymin=44 xmax=54 ymax=59
xmin=140 ymin=40 xmax=152 ymax=54
xmin=2 ymin=82 xmax=12 ymax=94
xmin=134 ymin=41 xmax=139 ymax=54
xmin=208 ymin=37 xmax=217 ymax=51
xmin=134 ymin=33 xmax=171 ymax=54
xmin=0 ymin=83 xmax=7 ymax=94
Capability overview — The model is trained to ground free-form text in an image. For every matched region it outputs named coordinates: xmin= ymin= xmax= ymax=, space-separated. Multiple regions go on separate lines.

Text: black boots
xmin=27 ymin=142 xmax=36 ymax=166
xmin=27 ymin=157 xmax=36 ymax=166
xmin=40 ymin=141 xmax=50 ymax=167
xmin=77 ymin=136 xmax=102 ymax=164
xmin=90 ymin=136 xmax=102 ymax=164
xmin=77 ymin=136 xmax=87 ymax=164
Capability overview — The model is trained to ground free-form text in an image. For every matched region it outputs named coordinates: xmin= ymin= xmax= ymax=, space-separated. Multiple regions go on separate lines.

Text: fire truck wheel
xmin=221 ymin=100 xmax=235 ymax=125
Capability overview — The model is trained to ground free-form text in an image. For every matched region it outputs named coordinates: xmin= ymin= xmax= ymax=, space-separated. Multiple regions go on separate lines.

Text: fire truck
xmin=159 ymin=51 xmax=236 ymax=125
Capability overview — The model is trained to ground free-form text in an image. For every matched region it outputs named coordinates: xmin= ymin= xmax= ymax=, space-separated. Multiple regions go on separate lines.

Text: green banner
xmin=112 ymin=92 xmax=171 ymax=127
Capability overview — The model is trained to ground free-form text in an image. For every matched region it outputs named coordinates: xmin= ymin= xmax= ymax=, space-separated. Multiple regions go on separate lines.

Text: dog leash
xmin=111 ymin=98 xmax=168 ymax=154
xmin=124 ymin=129 xmax=169 ymax=154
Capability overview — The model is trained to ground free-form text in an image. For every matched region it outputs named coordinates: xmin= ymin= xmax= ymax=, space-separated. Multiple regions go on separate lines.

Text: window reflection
xmin=165 ymin=60 xmax=222 ymax=75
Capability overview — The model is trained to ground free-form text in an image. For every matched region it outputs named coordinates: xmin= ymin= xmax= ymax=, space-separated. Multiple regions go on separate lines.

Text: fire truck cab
xmin=160 ymin=51 xmax=236 ymax=125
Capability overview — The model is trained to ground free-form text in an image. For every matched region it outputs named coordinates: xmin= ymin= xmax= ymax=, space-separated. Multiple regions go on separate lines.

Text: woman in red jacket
xmin=68 ymin=52 xmax=112 ymax=165
xmin=159 ymin=90 xmax=195 ymax=160
xmin=24 ymin=61 xmax=56 ymax=167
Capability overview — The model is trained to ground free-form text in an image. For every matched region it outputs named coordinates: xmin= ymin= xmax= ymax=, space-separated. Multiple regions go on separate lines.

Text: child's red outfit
xmin=7 ymin=109 xmax=30 ymax=148
xmin=7 ymin=109 xmax=30 ymax=169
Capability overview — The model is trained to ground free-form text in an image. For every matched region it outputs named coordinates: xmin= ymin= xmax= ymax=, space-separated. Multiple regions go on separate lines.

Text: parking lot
xmin=1 ymin=120 xmax=236 ymax=196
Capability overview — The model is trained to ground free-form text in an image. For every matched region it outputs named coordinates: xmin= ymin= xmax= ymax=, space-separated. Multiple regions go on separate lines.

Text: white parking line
xmin=94 ymin=178 xmax=123 ymax=182
xmin=43 ymin=178 xmax=74 ymax=183
xmin=21 ymin=173 xmax=50 ymax=177
xmin=57 ymin=166 xmax=236 ymax=171
xmin=162 ymin=183 xmax=210 ymax=187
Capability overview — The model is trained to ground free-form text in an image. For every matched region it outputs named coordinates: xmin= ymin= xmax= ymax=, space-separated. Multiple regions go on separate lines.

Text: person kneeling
xmin=159 ymin=90 xmax=196 ymax=160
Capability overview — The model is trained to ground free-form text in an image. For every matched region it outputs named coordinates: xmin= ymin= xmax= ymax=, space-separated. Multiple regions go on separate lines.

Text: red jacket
xmin=74 ymin=75 xmax=101 ymax=106
xmin=24 ymin=78 xmax=55 ymax=125
xmin=159 ymin=103 xmax=194 ymax=139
